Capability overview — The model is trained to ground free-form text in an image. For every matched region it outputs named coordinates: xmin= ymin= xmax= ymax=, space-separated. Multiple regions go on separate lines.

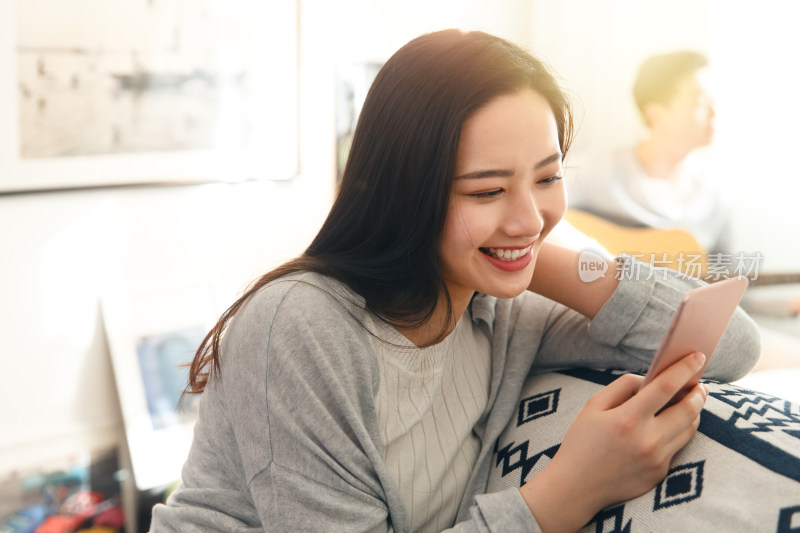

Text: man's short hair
xmin=632 ymin=50 xmax=709 ymax=114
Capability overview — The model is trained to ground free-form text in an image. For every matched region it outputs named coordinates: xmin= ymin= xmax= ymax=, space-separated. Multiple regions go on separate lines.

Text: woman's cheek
xmin=539 ymin=187 xmax=567 ymax=234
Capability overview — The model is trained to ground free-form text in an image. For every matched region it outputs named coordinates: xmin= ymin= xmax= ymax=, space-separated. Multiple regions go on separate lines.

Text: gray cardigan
xmin=150 ymin=259 xmax=760 ymax=532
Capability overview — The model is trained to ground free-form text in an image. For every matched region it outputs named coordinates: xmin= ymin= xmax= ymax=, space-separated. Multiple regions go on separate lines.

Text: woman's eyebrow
xmin=455 ymin=152 xmax=563 ymax=180
xmin=454 ymin=169 xmax=513 ymax=180
xmin=535 ymin=152 xmax=563 ymax=169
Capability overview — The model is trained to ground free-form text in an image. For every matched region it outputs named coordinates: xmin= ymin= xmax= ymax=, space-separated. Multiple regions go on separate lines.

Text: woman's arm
xmin=528 ymin=242 xmax=619 ymax=319
xmin=151 ymin=277 xmax=397 ymax=532
xmin=525 ymin=241 xmax=761 ymax=382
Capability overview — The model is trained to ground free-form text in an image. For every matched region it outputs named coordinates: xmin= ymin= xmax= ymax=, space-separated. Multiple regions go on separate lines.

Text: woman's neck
xmin=394 ymin=290 xmax=473 ymax=348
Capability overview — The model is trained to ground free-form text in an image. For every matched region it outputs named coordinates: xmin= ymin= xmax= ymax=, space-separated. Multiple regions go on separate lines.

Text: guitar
xmin=564 ymin=209 xmax=800 ymax=288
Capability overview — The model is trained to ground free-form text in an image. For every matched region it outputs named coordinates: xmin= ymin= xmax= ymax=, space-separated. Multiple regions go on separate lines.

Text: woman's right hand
xmin=519 ymin=351 xmax=710 ymax=533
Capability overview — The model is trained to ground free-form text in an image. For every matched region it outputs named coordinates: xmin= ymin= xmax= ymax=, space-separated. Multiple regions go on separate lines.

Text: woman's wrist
xmin=519 ymin=460 xmax=600 ymax=533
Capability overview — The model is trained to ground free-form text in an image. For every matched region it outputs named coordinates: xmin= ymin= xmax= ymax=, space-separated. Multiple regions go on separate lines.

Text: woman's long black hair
xmin=187 ymin=29 xmax=573 ymax=393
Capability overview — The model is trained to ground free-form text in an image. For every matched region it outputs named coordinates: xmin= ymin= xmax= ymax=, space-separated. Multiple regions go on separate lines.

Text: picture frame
xmin=0 ymin=0 xmax=299 ymax=195
xmin=101 ymin=281 xmax=219 ymax=491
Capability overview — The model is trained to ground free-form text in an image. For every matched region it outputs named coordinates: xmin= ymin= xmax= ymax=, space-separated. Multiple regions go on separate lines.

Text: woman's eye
xmin=539 ymin=175 xmax=563 ymax=185
xmin=469 ymin=189 xmax=503 ymax=198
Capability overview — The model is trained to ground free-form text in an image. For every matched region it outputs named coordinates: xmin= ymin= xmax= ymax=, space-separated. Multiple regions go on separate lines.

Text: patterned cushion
xmin=487 ymin=369 xmax=800 ymax=532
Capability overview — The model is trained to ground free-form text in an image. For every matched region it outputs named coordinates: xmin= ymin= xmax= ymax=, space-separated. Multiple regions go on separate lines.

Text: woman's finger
xmin=588 ymin=373 xmax=644 ymax=410
xmin=662 ymin=410 xmax=703 ymax=459
xmin=631 ymin=352 xmax=706 ymax=416
xmin=653 ymin=383 xmax=708 ymax=441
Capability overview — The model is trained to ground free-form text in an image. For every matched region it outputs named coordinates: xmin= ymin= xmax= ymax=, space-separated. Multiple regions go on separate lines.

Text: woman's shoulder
xmin=221 ymin=271 xmax=379 ymax=382
xmin=241 ymin=271 xmax=367 ymax=323
xmin=219 ymin=271 xmax=370 ymax=359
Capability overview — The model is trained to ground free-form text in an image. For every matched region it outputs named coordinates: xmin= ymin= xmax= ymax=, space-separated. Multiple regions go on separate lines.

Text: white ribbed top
xmin=367 ymin=313 xmax=492 ymax=533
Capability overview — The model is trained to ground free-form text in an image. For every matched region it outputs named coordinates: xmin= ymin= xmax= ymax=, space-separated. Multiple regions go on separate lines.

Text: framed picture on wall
xmin=0 ymin=0 xmax=299 ymax=195
xmin=101 ymin=281 xmax=219 ymax=492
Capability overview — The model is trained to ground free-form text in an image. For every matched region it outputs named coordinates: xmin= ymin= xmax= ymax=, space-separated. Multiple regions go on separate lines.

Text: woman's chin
xmin=487 ymin=287 xmax=529 ymax=299
xmin=483 ymin=269 xmax=536 ymax=299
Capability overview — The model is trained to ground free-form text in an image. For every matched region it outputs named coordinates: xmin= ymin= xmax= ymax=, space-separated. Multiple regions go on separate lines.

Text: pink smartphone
xmin=638 ymin=276 xmax=749 ymax=401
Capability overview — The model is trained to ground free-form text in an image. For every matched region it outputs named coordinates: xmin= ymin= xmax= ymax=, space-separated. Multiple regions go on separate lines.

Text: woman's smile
xmin=480 ymin=244 xmax=534 ymax=271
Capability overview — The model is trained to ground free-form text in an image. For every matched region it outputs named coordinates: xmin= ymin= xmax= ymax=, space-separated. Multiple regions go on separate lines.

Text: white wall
xmin=0 ymin=2 xmax=338 ymax=478
xmin=306 ymin=0 xmax=533 ymax=63
xmin=0 ymin=180 xmax=333 ymax=471
xmin=526 ymin=0 xmax=800 ymax=270
xmin=528 ymin=0 xmax=711 ymax=156
xmin=707 ymin=1 xmax=800 ymax=270
xmin=0 ymin=0 xmax=534 ymax=482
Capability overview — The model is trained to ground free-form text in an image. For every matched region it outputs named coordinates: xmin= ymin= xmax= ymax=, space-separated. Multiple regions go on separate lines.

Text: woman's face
xmin=440 ymin=88 xmax=566 ymax=307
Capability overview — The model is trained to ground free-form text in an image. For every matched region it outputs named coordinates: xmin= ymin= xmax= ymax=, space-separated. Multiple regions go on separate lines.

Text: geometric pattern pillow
xmin=487 ymin=369 xmax=800 ymax=532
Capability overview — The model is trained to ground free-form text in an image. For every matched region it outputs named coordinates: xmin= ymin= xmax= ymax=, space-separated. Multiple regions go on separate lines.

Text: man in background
xmin=567 ymin=50 xmax=730 ymax=255
xmin=560 ymin=50 xmax=800 ymax=379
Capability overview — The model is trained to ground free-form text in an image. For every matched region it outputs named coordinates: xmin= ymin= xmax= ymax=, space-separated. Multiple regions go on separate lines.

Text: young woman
xmin=150 ymin=30 xmax=760 ymax=532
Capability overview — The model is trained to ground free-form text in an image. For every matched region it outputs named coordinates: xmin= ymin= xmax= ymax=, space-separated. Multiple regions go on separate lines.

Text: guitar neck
xmin=704 ymin=272 xmax=800 ymax=287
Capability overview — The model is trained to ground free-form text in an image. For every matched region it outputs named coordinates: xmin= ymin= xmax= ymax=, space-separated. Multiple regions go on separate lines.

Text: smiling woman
xmin=443 ymin=89 xmax=566 ymax=306
xmin=149 ymin=29 xmax=761 ymax=533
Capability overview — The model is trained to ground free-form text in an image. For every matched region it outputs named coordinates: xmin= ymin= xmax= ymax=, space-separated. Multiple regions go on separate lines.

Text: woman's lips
xmin=479 ymin=244 xmax=534 ymax=271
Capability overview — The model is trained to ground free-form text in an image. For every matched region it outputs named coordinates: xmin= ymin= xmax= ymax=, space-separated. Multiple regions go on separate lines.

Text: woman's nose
xmin=506 ymin=192 xmax=544 ymax=237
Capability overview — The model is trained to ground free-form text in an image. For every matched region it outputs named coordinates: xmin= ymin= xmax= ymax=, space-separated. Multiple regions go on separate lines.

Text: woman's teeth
xmin=483 ymin=245 xmax=532 ymax=261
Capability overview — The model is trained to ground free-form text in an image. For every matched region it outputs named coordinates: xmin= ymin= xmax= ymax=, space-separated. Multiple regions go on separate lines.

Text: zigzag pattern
xmin=585 ymin=505 xmax=632 ymax=533
xmin=493 ymin=439 xmax=560 ymax=487
xmin=710 ymin=387 xmax=800 ymax=437
xmin=490 ymin=371 xmax=800 ymax=531
xmin=712 ymin=386 xmax=797 ymax=413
